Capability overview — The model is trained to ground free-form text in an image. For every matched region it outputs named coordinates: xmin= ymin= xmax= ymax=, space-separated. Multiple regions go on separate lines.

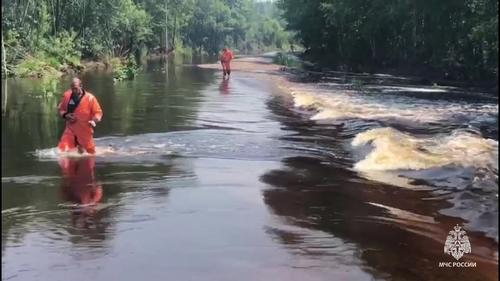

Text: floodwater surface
xmin=1 ymin=59 xmax=498 ymax=281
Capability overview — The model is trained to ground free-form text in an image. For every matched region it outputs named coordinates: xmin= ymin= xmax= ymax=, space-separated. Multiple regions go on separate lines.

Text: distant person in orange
xmin=58 ymin=78 xmax=103 ymax=154
xmin=220 ymin=47 xmax=234 ymax=77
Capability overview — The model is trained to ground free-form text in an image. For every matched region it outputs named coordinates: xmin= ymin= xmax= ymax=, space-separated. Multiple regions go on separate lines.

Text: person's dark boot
xmin=77 ymin=146 xmax=85 ymax=154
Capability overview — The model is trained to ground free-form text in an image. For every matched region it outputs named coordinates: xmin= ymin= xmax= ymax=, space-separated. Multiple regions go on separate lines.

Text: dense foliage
xmin=4 ymin=0 xmax=495 ymax=81
xmin=1 ymin=0 xmax=291 ymax=77
xmin=278 ymin=0 xmax=498 ymax=81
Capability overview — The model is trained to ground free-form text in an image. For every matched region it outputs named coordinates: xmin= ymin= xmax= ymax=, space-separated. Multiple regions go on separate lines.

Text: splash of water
xmin=351 ymin=127 xmax=498 ymax=172
xmin=291 ymin=90 xmax=498 ymax=126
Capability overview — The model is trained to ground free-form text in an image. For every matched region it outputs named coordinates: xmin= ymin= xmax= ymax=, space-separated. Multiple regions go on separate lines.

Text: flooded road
xmin=2 ymin=58 xmax=498 ymax=281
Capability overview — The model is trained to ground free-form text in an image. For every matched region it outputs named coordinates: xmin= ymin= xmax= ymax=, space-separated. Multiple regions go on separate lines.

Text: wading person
xmin=220 ymin=47 xmax=234 ymax=77
xmin=58 ymin=78 xmax=103 ymax=154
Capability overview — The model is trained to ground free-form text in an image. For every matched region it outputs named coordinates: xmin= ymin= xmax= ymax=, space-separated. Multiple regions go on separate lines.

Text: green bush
xmin=11 ymin=31 xmax=82 ymax=78
xmin=113 ymin=57 xmax=141 ymax=81
xmin=39 ymin=31 xmax=82 ymax=68
xmin=39 ymin=76 xmax=59 ymax=96
xmin=105 ymin=57 xmax=123 ymax=70
xmin=13 ymin=54 xmax=60 ymax=78
xmin=273 ymin=52 xmax=301 ymax=68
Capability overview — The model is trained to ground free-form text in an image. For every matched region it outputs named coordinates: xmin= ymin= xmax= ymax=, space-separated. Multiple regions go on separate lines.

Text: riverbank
xmin=3 ymin=55 xmax=138 ymax=79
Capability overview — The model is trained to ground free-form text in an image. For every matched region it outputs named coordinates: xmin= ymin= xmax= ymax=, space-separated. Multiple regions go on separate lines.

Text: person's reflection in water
xmin=219 ymin=77 xmax=230 ymax=95
xmin=59 ymin=157 xmax=104 ymax=230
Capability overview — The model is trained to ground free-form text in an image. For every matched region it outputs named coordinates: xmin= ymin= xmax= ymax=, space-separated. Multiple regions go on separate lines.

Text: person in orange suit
xmin=58 ymin=78 xmax=103 ymax=154
xmin=220 ymin=47 xmax=234 ymax=77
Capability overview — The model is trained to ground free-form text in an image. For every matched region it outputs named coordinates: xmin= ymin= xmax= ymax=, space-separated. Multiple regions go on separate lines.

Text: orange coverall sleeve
xmin=58 ymin=91 xmax=70 ymax=118
xmin=90 ymin=96 xmax=103 ymax=122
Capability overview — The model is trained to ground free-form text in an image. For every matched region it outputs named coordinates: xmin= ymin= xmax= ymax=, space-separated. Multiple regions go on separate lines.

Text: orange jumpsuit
xmin=220 ymin=50 xmax=234 ymax=75
xmin=58 ymin=89 xmax=103 ymax=154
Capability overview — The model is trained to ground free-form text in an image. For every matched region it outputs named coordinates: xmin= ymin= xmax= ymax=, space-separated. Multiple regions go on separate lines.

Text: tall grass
xmin=273 ymin=52 xmax=301 ymax=69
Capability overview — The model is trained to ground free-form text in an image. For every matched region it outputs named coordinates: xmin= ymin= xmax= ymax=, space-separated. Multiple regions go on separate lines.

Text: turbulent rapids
xmin=352 ymin=127 xmax=498 ymax=172
xmin=291 ymin=88 xmax=497 ymax=126
xmin=288 ymin=84 xmax=498 ymax=184
xmin=285 ymin=76 xmax=499 ymax=241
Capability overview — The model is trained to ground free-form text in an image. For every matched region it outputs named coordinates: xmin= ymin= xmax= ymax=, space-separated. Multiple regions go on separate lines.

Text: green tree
xmin=2 ymin=0 xmax=292 ymax=77
xmin=278 ymin=0 xmax=498 ymax=80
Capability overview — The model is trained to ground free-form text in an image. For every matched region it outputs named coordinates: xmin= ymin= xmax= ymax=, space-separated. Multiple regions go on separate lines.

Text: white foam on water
xmin=2 ymin=175 xmax=60 ymax=184
xmin=288 ymin=83 xmax=498 ymax=189
xmin=288 ymin=78 xmax=500 ymax=241
xmin=32 ymin=130 xmax=294 ymax=163
xmin=291 ymin=89 xmax=498 ymax=125
xmin=32 ymin=145 xmax=166 ymax=161
xmin=350 ymin=127 xmax=498 ymax=241
xmin=368 ymin=202 xmax=437 ymax=224
xmin=371 ymin=85 xmax=449 ymax=93
xmin=351 ymin=127 xmax=498 ymax=172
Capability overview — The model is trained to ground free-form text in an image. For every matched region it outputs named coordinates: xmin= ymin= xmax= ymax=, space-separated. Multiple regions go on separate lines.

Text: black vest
xmin=67 ymin=89 xmax=86 ymax=113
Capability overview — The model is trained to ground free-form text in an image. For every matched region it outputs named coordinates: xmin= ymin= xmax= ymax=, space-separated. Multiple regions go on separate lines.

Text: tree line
xmin=278 ymin=0 xmax=498 ymax=81
xmin=1 ymin=0 xmax=292 ymax=77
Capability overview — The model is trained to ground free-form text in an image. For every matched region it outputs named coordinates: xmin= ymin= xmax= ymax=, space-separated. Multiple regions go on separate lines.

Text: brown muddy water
xmin=1 ymin=58 xmax=498 ymax=281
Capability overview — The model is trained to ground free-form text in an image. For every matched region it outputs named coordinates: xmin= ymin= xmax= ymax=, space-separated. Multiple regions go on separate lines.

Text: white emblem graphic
xmin=444 ymin=225 xmax=471 ymax=260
